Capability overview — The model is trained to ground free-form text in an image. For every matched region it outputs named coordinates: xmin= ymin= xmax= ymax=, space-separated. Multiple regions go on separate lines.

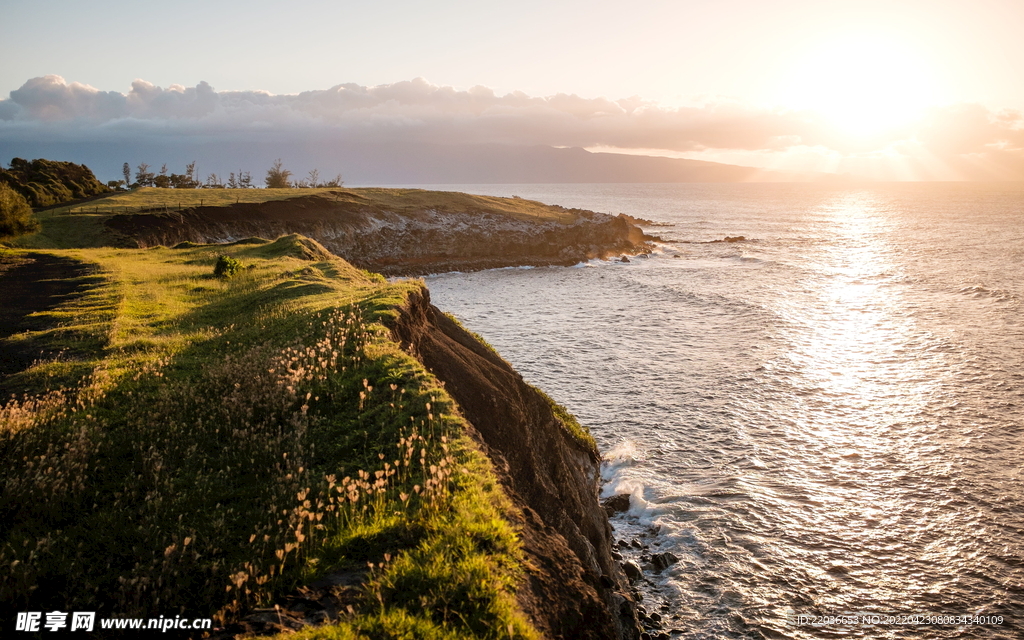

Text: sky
xmin=2 ymin=0 xmax=1024 ymax=181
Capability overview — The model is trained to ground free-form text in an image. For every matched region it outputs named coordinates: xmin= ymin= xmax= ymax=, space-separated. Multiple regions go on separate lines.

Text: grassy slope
xmin=0 ymin=236 xmax=541 ymax=639
xmin=12 ymin=187 xmax=579 ymax=250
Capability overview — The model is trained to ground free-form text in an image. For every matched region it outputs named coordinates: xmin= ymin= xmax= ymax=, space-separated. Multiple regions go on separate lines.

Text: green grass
xmin=47 ymin=187 xmax=577 ymax=224
xmin=47 ymin=187 xmax=343 ymax=214
xmin=8 ymin=187 xmax=581 ymax=251
xmin=531 ymin=386 xmax=597 ymax=453
xmin=334 ymin=188 xmax=577 ymax=223
xmin=0 ymin=236 xmax=538 ymax=638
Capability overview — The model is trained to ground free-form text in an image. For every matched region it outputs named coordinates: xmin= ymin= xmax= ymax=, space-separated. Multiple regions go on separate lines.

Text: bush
xmin=1 ymin=158 xmax=108 ymax=208
xmin=0 ymin=182 xmax=39 ymax=238
xmin=213 ymin=255 xmax=243 ymax=278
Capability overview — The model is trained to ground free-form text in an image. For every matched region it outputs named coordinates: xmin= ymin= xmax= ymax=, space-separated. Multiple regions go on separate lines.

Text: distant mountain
xmin=341 ymin=143 xmax=834 ymax=184
xmin=0 ymin=139 xmax=838 ymax=184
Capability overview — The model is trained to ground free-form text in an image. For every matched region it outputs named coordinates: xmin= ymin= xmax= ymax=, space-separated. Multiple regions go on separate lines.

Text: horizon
xmin=3 ymin=0 xmax=1023 ymax=182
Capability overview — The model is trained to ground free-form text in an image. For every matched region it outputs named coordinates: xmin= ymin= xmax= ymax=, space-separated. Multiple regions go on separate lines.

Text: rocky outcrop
xmin=390 ymin=287 xmax=641 ymax=640
xmin=105 ymin=191 xmax=655 ymax=275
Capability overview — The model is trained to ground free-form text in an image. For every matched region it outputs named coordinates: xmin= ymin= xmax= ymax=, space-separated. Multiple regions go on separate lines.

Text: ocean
xmin=410 ymin=182 xmax=1023 ymax=639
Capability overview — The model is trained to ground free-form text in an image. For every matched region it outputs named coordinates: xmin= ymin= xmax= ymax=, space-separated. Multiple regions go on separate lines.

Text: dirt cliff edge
xmin=390 ymin=286 xmax=641 ymax=639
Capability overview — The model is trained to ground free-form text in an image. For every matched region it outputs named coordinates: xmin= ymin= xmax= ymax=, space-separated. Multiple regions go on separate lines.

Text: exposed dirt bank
xmin=105 ymin=192 xmax=655 ymax=275
xmin=0 ymin=253 xmax=94 ymax=396
xmin=391 ymin=288 xmax=641 ymax=639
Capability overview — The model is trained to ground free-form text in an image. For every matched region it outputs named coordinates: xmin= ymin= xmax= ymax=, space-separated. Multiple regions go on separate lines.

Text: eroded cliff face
xmin=390 ymin=287 xmax=641 ymax=640
xmin=105 ymin=193 xmax=653 ymax=275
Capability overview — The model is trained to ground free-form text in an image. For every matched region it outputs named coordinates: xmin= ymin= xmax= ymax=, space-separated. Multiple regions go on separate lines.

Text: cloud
xmin=7 ymin=75 xmax=127 ymax=121
xmin=915 ymin=103 xmax=1024 ymax=155
xmin=2 ymin=75 xmax=1023 ymax=180
xmin=0 ymin=75 xmax=828 ymax=151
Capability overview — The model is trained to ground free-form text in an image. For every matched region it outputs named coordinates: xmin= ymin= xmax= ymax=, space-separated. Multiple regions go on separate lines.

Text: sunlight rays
xmin=777 ymin=33 xmax=945 ymax=139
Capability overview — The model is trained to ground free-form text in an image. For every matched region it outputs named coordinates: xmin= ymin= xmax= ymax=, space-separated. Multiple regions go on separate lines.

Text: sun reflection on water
xmin=761 ymin=192 xmax=975 ymax=626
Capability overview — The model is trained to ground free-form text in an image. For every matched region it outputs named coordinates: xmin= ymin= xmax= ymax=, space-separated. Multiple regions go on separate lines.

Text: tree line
xmin=1 ymin=158 xmax=108 ymax=208
xmin=118 ymin=159 xmax=343 ymax=190
xmin=1 ymin=158 xmax=109 ymax=237
xmin=1 ymin=156 xmax=346 ymax=239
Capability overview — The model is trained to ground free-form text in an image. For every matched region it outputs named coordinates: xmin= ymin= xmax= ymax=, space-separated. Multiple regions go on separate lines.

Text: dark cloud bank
xmin=1 ymin=75 xmax=1022 ymax=182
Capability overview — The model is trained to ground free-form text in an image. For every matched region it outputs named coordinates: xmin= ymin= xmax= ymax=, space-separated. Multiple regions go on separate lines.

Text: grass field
xmin=47 ymin=187 xmax=344 ymax=214
xmin=8 ymin=187 xmax=579 ymax=252
xmin=40 ymin=187 xmax=577 ymax=222
xmin=0 ymin=236 xmax=540 ymax=639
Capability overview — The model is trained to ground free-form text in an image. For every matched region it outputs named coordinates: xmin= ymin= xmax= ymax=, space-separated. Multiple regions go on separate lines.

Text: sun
xmin=777 ymin=33 xmax=943 ymax=138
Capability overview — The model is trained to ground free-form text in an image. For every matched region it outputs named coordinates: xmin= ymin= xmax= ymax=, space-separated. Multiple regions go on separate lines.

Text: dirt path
xmin=0 ymin=252 xmax=94 ymax=392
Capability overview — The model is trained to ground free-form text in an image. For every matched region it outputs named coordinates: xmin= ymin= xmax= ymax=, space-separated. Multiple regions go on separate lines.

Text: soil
xmin=0 ymin=253 xmax=95 ymax=397
xmin=391 ymin=289 xmax=642 ymax=639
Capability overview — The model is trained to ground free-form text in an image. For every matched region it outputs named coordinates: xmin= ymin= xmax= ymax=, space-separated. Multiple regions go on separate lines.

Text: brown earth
xmin=104 ymin=192 xmax=655 ymax=276
xmin=390 ymin=289 xmax=641 ymax=640
xmin=0 ymin=253 xmax=95 ymax=398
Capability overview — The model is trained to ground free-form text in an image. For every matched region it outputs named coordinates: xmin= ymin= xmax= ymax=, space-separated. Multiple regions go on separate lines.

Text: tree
xmin=239 ymin=171 xmax=253 ymax=189
xmin=322 ymin=174 xmax=344 ymax=188
xmin=135 ymin=163 xmax=155 ymax=187
xmin=122 ymin=162 xmax=131 ymax=188
xmin=306 ymin=169 xmax=320 ymax=188
xmin=2 ymin=158 xmax=108 ymax=207
xmin=265 ymin=159 xmax=291 ymax=188
xmin=205 ymin=173 xmax=224 ymax=188
xmin=154 ymin=164 xmax=170 ymax=188
xmin=0 ymin=182 xmax=39 ymax=238
xmin=227 ymin=172 xmax=239 ymax=189
xmin=185 ymin=161 xmax=198 ymax=187
xmin=169 ymin=162 xmax=199 ymax=189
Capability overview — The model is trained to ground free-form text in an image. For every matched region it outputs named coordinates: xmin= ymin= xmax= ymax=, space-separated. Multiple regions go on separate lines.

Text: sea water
xmin=413 ymin=182 xmax=1024 ymax=639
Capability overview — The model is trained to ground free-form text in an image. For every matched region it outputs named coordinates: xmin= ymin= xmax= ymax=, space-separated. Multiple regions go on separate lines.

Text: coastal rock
xmin=709 ymin=235 xmax=746 ymax=243
xmin=650 ymin=552 xmax=679 ymax=572
xmin=622 ymin=561 xmax=643 ymax=582
xmin=603 ymin=493 xmax=632 ymax=516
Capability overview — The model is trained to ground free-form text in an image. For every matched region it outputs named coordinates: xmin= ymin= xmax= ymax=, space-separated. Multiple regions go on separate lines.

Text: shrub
xmin=0 ymin=182 xmax=39 ymax=237
xmin=213 ymin=254 xmax=243 ymax=278
xmin=1 ymin=157 xmax=108 ymax=208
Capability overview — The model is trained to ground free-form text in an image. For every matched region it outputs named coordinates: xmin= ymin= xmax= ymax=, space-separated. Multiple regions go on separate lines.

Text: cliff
xmin=102 ymin=189 xmax=654 ymax=275
xmin=392 ymin=288 xmax=640 ymax=639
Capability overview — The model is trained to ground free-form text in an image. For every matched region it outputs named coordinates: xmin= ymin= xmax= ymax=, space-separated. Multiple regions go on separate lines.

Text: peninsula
xmin=27 ymin=187 xmax=656 ymax=275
